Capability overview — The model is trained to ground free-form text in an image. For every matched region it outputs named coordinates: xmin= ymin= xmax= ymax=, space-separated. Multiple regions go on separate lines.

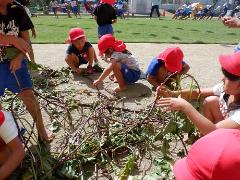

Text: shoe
xmin=93 ymin=63 xmax=104 ymax=73
xmin=86 ymin=65 xmax=95 ymax=74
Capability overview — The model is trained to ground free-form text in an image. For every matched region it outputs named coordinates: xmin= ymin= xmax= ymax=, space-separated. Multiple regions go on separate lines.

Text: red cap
xmin=100 ymin=0 xmax=115 ymax=5
xmin=0 ymin=111 xmax=5 ymax=126
xmin=219 ymin=52 xmax=240 ymax=77
xmin=174 ymin=129 xmax=240 ymax=180
xmin=66 ymin=28 xmax=86 ymax=44
xmin=157 ymin=47 xmax=184 ymax=72
xmin=98 ymin=34 xmax=126 ymax=56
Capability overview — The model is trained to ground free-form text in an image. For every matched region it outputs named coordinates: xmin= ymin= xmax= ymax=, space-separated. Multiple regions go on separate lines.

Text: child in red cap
xmin=65 ymin=27 xmax=99 ymax=74
xmin=157 ymin=52 xmax=240 ymax=135
xmin=146 ymin=47 xmax=190 ymax=90
xmin=0 ymin=109 xmax=25 ymax=179
xmin=174 ymin=128 xmax=240 ymax=180
xmin=93 ymin=34 xmax=141 ymax=92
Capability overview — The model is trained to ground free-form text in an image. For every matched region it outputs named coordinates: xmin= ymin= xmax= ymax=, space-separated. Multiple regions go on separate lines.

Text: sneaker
xmin=86 ymin=65 xmax=95 ymax=74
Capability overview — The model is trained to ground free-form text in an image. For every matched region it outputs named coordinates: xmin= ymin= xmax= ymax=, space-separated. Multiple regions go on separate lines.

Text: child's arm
xmin=0 ymin=34 xmax=30 ymax=54
xmin=9 ymin=30 xmax=30 ymax=72
xmin=157 ymin=97 xmax=240 ymax=135
xmin=0 ymin=137 xmax=25 ymax=179
xmin=93 ymin=61 xmax=114 ymax=86
xmin=31 ymin=28 xmax=37 ymax=39
xmin=147 ymin=74 xmax=161 ymax=88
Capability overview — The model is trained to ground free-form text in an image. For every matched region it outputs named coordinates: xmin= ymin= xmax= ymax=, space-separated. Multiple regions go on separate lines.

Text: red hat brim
xmin=65 ymin=34 xmax=86 ymax=44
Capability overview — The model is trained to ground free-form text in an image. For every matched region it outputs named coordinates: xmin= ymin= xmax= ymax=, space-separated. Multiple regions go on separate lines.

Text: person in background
xmin=93 ymin=0 xmax=117 ymax=38
xmin=150 ymin=0 xmax=161 ymax=19
xmin=70 ymin=0 xmax=80 ymax=18
xmin=49 ymin=0 xmax=59 ymax=18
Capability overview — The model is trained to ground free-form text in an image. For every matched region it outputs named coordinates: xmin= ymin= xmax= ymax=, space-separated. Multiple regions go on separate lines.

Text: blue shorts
xmin=78 ymin=58 xmax=88 ymax=66
xmin=72 ymin=6 xmax=79 ymax=13
xmin=98 ymin=24 xmax=113 ymax=38
xmin=120 ymin=64 xmax=141 ymax=83
xmin=0 ymin=60 xmax=32 ymax=96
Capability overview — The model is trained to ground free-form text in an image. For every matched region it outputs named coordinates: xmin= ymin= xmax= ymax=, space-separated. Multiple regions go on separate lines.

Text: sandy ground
xmin=33 ymin=43 xmax=235 ymax=88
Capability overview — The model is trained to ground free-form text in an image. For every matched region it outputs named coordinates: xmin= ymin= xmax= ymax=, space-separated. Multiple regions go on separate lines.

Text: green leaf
xmin=163 ymin=121 xmax=177 ymax=135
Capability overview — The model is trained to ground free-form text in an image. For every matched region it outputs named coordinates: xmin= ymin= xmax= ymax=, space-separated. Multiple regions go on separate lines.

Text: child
xmin=174 ymin=128 xmax=240 ymax=180
xmin=49 ymin=0 xmax=59 ymax=18
xmin=146 ymin=47 xmax=190 ymax=90
xmin=157 ymin=52 xmax=240 ymax=135
xmin=70 ymin=0 xmax=80 ymax=18
xmin=0 ymin=109 xmax=25 ymax=179
xmin=93 ymin=0 xmax=117 ymax=38
xmin=0 ymin=0 xmax=53 ymax=142
xmin=65 ymin=27 xmax=99 ymax=74
xmin=93 ymin=34 xmax=141 ymax=92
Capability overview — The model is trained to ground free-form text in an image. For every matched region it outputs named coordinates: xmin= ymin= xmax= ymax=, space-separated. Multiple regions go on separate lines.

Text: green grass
xmin=32 ymin=15 xmax=240 ymax=44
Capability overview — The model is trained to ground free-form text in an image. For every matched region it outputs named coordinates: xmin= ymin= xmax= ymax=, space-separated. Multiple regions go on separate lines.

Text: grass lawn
xmin=32 ymin=15 xmax=240 ymax=44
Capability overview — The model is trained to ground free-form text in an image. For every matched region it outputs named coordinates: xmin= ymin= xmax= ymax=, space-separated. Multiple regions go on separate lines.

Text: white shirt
xmin=213 ymin=83 xmax=240 ymax=124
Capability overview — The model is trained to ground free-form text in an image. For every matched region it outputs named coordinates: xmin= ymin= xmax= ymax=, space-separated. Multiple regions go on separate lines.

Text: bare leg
xmin=112 ymin=62 xmax=126 ymax=92
xmin=202 ymin=96 xmax=223 ymax=123
xmin=18 ymin=89 xmax=54 ymax=142
xmin=65 ymin=54 xmax=82 ymax=74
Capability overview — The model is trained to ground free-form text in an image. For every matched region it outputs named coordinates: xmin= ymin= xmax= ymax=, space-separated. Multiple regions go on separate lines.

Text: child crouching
xmin=65 ymin=28 xmax=99 ymax=74
xmin=93 ymin=34 xmax=141 ymax=92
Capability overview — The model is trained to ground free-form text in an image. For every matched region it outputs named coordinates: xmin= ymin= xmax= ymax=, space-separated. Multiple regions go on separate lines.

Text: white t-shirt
xmin=0 ymin=111 xmax=18 ymax=144
xmin=213 ymin=83 xmax=240 ymax=124
xmin=110 ymin=51 xmax=140 ymax=71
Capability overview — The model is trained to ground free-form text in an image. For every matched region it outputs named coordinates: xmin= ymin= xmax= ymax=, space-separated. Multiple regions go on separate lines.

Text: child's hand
xmin=156 ymin=85 xmax=172 ymax=97
xmin=93 ymin=79 xmax=102 ymax=87
xmin=73 ymin=68 xmax=82 ymax=74
xmin=156 ymin=97 xmax=189 ymax=112
xmin=10 ymin=59 xmax=22 ymax=72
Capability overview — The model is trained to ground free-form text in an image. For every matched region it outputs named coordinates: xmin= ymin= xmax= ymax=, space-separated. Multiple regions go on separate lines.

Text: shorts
xmin=72 ymin=6 xmax=79 ymax=13
xmin=98 ymin=24 xmax=113 ymax=38
xmin=0 ymin=59 xmax=32 ymax=96
xmin=120 ymin=64 xmax=141 ymax=83
xmin=52 ymin=7 xmax=57 ymax=13
xmin=78 ymin=57 xmax=88 ymax=66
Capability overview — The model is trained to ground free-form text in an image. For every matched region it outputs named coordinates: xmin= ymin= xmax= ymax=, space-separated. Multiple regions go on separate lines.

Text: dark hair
xmin=122 ymin=49 xmax=132 ymax=55
xmin=222 ymin=68 xmax=240 ymax=81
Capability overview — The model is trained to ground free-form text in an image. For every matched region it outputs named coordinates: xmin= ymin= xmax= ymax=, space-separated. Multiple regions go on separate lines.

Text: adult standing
xmin=150 ymin=0 xmax=161 ymax=19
